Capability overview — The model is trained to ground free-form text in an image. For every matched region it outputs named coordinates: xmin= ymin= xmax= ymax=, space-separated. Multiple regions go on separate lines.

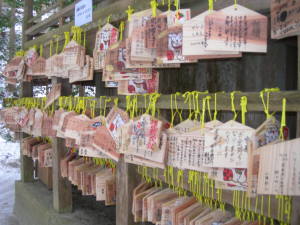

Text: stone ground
xmin=0 ymin=141 xmax=21 ymax=225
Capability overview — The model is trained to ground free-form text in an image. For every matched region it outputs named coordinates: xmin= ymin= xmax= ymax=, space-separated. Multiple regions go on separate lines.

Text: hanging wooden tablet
xmin=105 ymin=178 xmax=116 ymax=206
xmin=118 ymin=70 xmax=159 ymax=95
xmin=156 ymin=26 xmax=197 ymax=64
xmin=92 ymin=125 xmax=119 ymax=161
xmin=149 ymin=190 xmax=179 ymax=223
xmin=176 ymin=202 xmax=203 ymax=225
xmin=106 ymin=107 xmax=129 ymax=141
xmin=63 ymin=40 xmax=86 ymax=71
xmin=52 ymin=109 xmax=65 ymax=131
xmin=125 ymin=38 xmax=181 ymax=69
xmin=52 ymin=54 xmax=66 ymax=78
xmin=145 ymin=14 xmax=168 ymax=49
xmin=204 ymin=5 xmax=268 ymax=53
xmin=64 ymin=114 xmax=91 ymax=140
xmin=4 ymin=56 xmax=23 ymax=74
xmin=125 ymin=154 xmax=166 ymax=169
xmin=271 ymin=0 xmax=300 ymax=39
xmin=257 ymin=138 xmax=300 ymax=196
xmin=25 ymin=48 xmax=38 ymax=67
xmin=56 ymin=111 xmax=77 ymax=138
xmin=167 ymin=120 xmax=223 ymax=172
xmin=32 ymin=109 xmax=44 ymax=137
xmin=45 ymin=83 xmax=62 ymax=109
xmin=44 ymin=148 xmax=53 ymax=167
xmin=45 ymin=55 xmax=54 ymax=77
xmin=193 ymin=210 xmax=232 ymax=225
xmin=182 ymin=10 xmax=242 ymax=59
xmin=69 ymin=55 xmax=94 ymax=83
xmin=31 ymin=56 xmax=46 ymax=76
xmin=16 ymin=59 xmax=26 ymax=81
xmin=94 ymin=23 xmax=119 ymax=70
xmin=204 ymin=120 xmax=255 ymax=168
xmin=247 ymin=117 xmax=280 ymax=196
xmin=105 ymin=81 xmax=119 ymax=88
xmin=41 ymin=114 xmax=56 ymax=137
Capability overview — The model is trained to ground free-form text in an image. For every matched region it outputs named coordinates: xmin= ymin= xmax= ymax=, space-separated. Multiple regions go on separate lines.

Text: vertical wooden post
xmin=58 ymin=0 xmax=65 ymax=26
xmin=22 ymin=0 xmax=33 ymax=48
xmin=20 ymin=82 xmax=34 ymax=182
xmin=116 ymin=158 xmax=141 ymax=225
xmin=291 ymin=36 xmax=300 ymax=225
xmin=51 ymin=78 xmax=73 ymax=213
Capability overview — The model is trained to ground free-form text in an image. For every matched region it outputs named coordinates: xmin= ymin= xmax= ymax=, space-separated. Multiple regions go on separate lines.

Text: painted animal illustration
xmin=223 ymin=168 xmax=247 ymax=186
xmin=100 ymin=29 xmax=111 ymax=51
xmin=167 ymin=32 xmax=184 ymax=61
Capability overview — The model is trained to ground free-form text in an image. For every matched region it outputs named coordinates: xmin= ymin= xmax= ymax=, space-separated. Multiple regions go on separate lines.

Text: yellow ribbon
xmin=119 ymin=21 xmax=125 ymax=41
xmin=15 ymin=50 xmax=25 ymax=57
xmin=240 ymin=96 xmax=247 ymax=125
xmin=150 ymin=0 xmax=158 ymax=17
xmin=231 ymin=91 xmax=238 ymax=120
xmin=126 ymin=6 xmax=134 ymax=21
xmin=63 ymin=32 xmax=70 ymax=49
xmin=168 ymin=0 xmax=171 ymax=11
xmin=279 ymin=98 xmax=286 ymax=140
xmin=234 ymin=0 xmax=238 ymax=9
xmin=208 ymin=0 xmax=214 ymax=11
xmin=107 ymin=15 xmax=112 ymax=24
xmin=39 ymin=44 xmax=43 ymax=57
xmin=260 ymin=88 xmax=280 ymax=119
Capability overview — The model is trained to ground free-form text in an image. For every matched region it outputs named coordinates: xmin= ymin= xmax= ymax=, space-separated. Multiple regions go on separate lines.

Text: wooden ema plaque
xmin=247 ymin=117 xmax=281 ymax=196
xmin=203 ymin=120 xmax=255 ymax=169
xmin=117 ymin=70 xmax=159 ymax=95
xmin=271 ymin=0 xmax=300 ymax=39
xmin=204 ymin=4 xmax=268 ymax=53
xmin=45 ymin=83 xmax=61 ymax=109
xmin=182 ymin=10 xmax=242 ymax=59
xmin=257 ymin=138 xmax=300 ymax=196
xmin=103 ymin=41 xmax=153 ymax=82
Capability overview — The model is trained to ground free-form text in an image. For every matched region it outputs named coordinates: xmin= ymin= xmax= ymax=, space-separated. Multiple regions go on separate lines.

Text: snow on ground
xmin=0 ymin=138 xmax=20 ymax=225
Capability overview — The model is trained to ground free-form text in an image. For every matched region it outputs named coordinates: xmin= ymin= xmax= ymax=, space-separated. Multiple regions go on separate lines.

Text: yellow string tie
xmin=107 ymin=15 xmax=112 ymax=24
xmin=279 ymin=98 xmax=286 ymax=140
xmin=63 ymin=32 xmax=70 ymax=49
xmin=213 ymin=93 xmax=218 ymax=120
xmin=126 ymin=6 xmax=134 ymax=21
xmin=114 ymin=97 xmax=119 ymax=107
xmin=234 ymin=0 xmax=238 ymax=9
xmin=39 ymin=44 xmax=43 ymax=57
xmin=168 ymin=0 xmax=171 ymax=11
xmin=201 ymin=97 xmax=207 ymax=128
xmin=240 ymin=96 xmax=248 ymax=125
xmin=119 ymin=21 xmax=125 ymax=41
xmin=206 ymin=96 xmax=212 ymax=121
xmin=208 ymin=0 xmax=214 ymax=11
xmin=231 ymin=91 xmax=238 ymax=120
xmin=150 ymin=0 xmax=158 ymax=17
xmin=49 ymin=40 xmax=53 ymax=57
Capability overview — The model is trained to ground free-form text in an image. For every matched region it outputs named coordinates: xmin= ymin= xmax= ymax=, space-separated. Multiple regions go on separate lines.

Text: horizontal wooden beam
xmin=28 ymin=2 xmax=60 ymax=24
xmin=4 ymin=91 xmax=300 ymax=113
xmin=24 ymin=0 xmax=270 ymax=49
xmin=25 ymin=2 xmax=76 ymax=36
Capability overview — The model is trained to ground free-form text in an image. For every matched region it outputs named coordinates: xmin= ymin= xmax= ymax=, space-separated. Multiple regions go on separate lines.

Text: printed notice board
xmin=75 ymin=0 xmax=93 ymax=27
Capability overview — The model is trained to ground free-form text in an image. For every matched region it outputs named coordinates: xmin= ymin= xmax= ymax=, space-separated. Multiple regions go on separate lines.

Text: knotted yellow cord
xmin=53 ymin=35 xmax=60 ymax=54
xmin=39 ymin=44 xmax=43 ymax=57
xmin=150 ymin=0 xmax=158 ymax=17
xmin=279 ymin=98 xmax=286 ymax=140
xmin=208 ymin=0 xmax=214 ymax=11
xmin=260 ymin=88 xmax=280 ymax=119
xmin=15 ymin=50 xmax=25 ymax=57
xmin=234 ymin=0 xmax=238 ymax=9
xmin=183 ymin=92 xmax=194 ymax=120
xmin=206 ymin=96 xmax=212 ymax=121
xmin=126 ymin=6 xmax=134 ymax=21
xmin=230 ymin=91 xmax=238 ymax=120
xmin=49 ymin=40 xmax=53 ymax=57
xmin=107 ymin=15 xmax=112 ymax=24
xmin=119 ymin=21 xmax=125 ymax=41
xmin=240 ymin=96 xmax=248 ymax=125
xmin=63 ymin=32 xmax=70 ymax=49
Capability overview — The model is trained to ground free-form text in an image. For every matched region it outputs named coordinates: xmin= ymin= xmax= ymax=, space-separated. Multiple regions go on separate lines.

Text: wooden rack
xmin=15 ymin=0 xmax=300 ymax=225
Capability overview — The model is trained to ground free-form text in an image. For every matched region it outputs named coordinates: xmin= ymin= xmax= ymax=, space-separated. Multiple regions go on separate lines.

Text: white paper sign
xmin=75 ymin=0 xmax=93 ymax=27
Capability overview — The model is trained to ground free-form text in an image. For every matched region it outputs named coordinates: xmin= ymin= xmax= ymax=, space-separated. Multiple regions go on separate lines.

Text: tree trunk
xmin=8 ymin=6 xmax=16 ymax=60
